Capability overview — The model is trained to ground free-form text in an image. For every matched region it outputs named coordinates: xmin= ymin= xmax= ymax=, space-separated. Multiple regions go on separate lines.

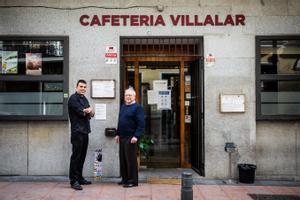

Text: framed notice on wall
xmin=220 ymin=94 xmax=245 ymax=113
xmin=91 ymin=79 xmax=115 ymax=98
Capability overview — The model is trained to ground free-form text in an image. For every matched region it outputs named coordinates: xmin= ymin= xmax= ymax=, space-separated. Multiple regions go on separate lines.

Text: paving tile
xmin=197 ymin=185 xmax=227 ymax=195
xmin=290 ymin=186 xmax=300 ymax=195
xmin=96 ymin=183 xmax=125 ymax=200
xmin=244 ymin=186 xmax=274 ymax=195
xmin=151 ymin=184 xmax=180 ymax=200
xmin=196 ymin=185 xmax=230 ymax=200
xmin=266 ymin=186 xmax=299 ymax=195
xmin=192 ymin=186 xmax=205 ymax=200
xmin=0 ymin=182 xmax=56 ymax=200
xmin=222 ymin=185 xmax=256 ymax=200
xmin=124 ymin=184 xmax=151 ymax=200
xmin=0 ymin=181 xmax=299 ymax=200
xmin=43 ymin=182 xmax=75 ymax=200
xmin=0 ymin=182 xmax=11 ymax=189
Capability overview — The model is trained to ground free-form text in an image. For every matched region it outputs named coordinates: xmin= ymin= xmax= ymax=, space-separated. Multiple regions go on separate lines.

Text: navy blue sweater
xmin=117 ymin=103 xmax=145 ymax=138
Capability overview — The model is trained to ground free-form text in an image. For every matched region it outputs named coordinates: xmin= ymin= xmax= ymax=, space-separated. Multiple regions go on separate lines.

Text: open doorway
xmin=120 ymin=37 xmax=204 ymax=175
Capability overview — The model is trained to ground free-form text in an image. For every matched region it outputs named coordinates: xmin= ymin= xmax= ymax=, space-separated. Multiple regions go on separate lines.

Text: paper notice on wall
xmin=92 ymin=80 xmax=115 ymax=98
xmin=95 ymin=104 xmax=106 ymax=120
xmin=157 ymin=90 xmax=171 ymax=110
xmin=185 ymin=75 xmax=191 ymax=85
xmin=153 ymin=80 xmax=168 ymax=91
xmin=147 ymin=90 xmax=158 ymax=104
xmin=185 ymin=101 xmax=190 ymax=106
xmin=185 ymin=115 xmax=191 ymax=123
xmin=220 ymin=94 xmax=245 ymax=112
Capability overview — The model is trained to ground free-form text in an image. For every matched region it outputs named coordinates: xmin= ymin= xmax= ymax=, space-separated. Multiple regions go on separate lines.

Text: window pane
xmin=260 ymin=80 xmax=300 ymax=92
xmin=261 ymin=104 xmax=300 ymax=115
xmin=260 ymin=39 xmax=300 ymax=75
xmin=0 ymin=40 xmax=64 ymax=75
xmin=260 ymin=80 xmax=300 ymax=115
xmin=0 ymin=81 xmax=64 ymax=116
xmin=261 ymin=92 xmax=300 ymax=103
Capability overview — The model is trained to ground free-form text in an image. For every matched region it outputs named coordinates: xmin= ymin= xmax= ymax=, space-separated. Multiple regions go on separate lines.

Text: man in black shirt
xmin=68 ymin=79 xmax=94 ymax=190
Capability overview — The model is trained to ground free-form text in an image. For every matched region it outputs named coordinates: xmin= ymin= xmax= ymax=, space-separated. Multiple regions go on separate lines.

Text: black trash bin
xmin=238 ymin=164 xmax=256 ymax=184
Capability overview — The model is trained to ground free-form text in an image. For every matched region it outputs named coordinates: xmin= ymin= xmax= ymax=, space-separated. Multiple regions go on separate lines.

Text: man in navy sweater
xmin=115 ymin=88 xmax=145 ymax=187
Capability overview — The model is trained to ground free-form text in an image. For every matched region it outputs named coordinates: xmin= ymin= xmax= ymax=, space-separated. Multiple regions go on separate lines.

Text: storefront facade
xmin=0 ymin=0 xmax=299 ymax=180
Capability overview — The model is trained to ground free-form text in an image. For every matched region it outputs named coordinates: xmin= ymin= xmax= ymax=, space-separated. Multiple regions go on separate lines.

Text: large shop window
xmin=0 ymin=36 xmax=69 ymax=120
xmin=256 ymin=36 xmax=300 ymax=120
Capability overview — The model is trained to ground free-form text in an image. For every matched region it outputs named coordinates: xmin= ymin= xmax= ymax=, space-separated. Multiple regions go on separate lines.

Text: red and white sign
xmin=205 ymin=53 xmax=215 ymax=67
xmin=105 ymin=46 xmax=117 ymax=64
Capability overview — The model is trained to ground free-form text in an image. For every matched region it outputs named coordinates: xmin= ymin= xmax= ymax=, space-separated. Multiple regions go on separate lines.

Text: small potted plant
xmin=138 ymin=135 xmax=154 ymax=159
xmin=137 ymin=135 xmax=154 ymax=169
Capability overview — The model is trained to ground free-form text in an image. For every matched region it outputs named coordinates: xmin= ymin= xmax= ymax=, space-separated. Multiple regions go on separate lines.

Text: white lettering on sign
xmin=220 ymin=94 xmax=245 ymax=112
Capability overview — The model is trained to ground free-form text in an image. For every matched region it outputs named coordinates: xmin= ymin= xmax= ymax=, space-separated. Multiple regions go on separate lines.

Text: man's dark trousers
xmin=69 ymin=132 xmax=89 ymax=184
xmin=119 ymin=136 xmax=138 ymax=185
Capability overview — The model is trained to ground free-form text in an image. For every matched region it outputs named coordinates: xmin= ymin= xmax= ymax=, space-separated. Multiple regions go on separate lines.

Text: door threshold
xmin=139 ymin=168 xmax=202 ymax=181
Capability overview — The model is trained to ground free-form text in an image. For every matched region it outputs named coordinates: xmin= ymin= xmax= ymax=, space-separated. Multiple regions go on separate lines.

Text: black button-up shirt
xmin=68 ymin=92 xmax=91 ymax=134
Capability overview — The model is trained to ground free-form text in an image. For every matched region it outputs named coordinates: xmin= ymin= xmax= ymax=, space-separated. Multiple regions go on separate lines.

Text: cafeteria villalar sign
xmin=79 ymin=14 xmax=246 ymax=26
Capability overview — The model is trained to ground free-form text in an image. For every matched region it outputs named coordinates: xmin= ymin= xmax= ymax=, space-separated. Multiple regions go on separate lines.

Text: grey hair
xmin=125 ymin=87 xmax=136 ymax=96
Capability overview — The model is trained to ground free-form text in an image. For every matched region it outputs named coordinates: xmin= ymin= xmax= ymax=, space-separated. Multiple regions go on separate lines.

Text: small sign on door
xmin=185 ymin=115 xmax=191 ymax=123
xmin=157 ymin=90 xmax=171 ymax=110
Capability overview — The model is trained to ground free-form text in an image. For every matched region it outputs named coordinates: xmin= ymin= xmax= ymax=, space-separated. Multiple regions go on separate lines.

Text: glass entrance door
xmin=126 ymin=63 xmax=180 ymax=167
xmin=142 ymin=65 xmax=180 ymax=167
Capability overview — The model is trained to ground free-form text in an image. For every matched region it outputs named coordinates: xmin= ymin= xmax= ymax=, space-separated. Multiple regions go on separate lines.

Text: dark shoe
xmin=118 ymin=180 xmax=127 ymax=185
xmin=79 ymin=179 xmax=92 ymax=185
xmin=123 ymin=183 xmax=138 ymax=188
xmin=71 ymin=181 xmax=83 ymax=190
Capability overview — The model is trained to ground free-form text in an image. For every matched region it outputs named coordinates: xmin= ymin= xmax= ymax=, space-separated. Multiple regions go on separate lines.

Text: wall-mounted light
xmin=157 ymin=5 xmax=164 ymax=12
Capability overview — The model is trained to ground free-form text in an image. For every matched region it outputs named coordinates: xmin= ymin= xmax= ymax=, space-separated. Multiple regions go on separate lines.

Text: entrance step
xmin=139 ymin=168 xmax=202 ymax=181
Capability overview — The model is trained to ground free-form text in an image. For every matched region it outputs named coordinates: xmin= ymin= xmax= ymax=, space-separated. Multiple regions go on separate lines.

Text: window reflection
xmin=0 ymin=40 xmax=64 ymax=75
xmin=260 ymin=80 xmax=300 ymax=115
xmin=0 ymin=81 xmax=63 ymax=116
xmin=260 ymin=40 xmax=300 ymax=75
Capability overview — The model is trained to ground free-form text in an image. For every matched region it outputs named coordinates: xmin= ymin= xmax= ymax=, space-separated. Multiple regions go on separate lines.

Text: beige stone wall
xmin=0 ymin=0 xmax=299 ymax=179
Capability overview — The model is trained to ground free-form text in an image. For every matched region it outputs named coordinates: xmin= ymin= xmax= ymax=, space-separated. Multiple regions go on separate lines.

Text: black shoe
xmin=79 ymin=179 xmax=92 ymax=185
xmin=123 ymin=183 xmax=138 ymax=188
xmin=118 ymin=180 xmax=127 ymax=185
xmin=71 ymin=181 xmax=83 ymax=190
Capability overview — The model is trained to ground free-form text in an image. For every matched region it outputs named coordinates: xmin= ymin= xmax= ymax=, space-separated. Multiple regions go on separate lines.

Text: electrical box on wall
xmin=220 ymin=94 xmax=245 ymax=113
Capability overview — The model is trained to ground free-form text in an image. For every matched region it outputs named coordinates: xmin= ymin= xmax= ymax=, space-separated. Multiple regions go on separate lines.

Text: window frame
xmin=256 ymin=35 xmax=300 ymax=120
xmin=0 ymin=35 xmax=69 ymax=120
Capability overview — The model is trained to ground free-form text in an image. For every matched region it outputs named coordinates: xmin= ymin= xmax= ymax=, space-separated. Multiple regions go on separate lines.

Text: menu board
xmin=91 ymin=80 xmax=115 ymax=98
xmin=220 ymin=94 xmax=245 ymax=112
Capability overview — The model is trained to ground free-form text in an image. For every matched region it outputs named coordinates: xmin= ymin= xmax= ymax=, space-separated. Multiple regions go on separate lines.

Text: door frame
xmin=120 ymin=37 xmax=204 ymax=174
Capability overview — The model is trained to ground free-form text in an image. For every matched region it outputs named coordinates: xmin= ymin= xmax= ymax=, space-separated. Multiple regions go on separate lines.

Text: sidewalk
xmin=0 ymin=180 xmax=300 ymax=200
